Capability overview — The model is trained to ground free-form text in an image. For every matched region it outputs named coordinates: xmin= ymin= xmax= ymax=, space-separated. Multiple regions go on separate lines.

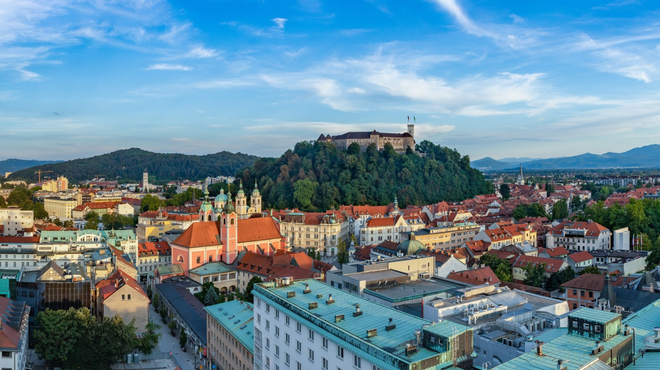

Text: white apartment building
xmin=359 ymin=215 xmax=425 ymax=246
xmin=545 ymin=220 xmax=611 ymax=252
xmin=0 ymin=208 xmax=33 ymax=236
xmin=253 ymin=278 xmax=475 ymax=370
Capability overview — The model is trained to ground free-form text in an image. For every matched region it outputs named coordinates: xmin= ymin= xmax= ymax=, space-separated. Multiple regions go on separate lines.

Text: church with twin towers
xmin=198 ymin=180 xmax=262 ymax=222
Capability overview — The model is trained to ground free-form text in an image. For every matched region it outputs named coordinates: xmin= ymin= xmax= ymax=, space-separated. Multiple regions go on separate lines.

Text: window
xmin=572 ymin=320 xmax=578 ymax=328
xmin=309 ymin=349 xmax=315 ymax=361
xmin=285 ymin=353 xmax=290 ymax=365
xmin=589 ymin=291 xmax=593 ymax=298
xmin=323 ymin=337 xmax=328 ymax=349
xmin=323 ymin=358 xmax=329 ymax=370
xmin=296 ymin=322 xmax=302 ymax=333
xmin=275 ymin=326 xmax=280 ymax=337
xmin=275 ymin=310 xmax=280 ymax=319
xmin=285 ymin=333 xmax=290 ymax=344
xmin=122 ymin=294 xmax=125 ymax=300
xmin=583 ymin=323 xmax=590 ymax=330
xmin=285 ymin=316 xmax=290 ymax=326
xmin=265 ymin=338 xmax=270 ymax=349
xmin=275 ymin=345 xmax=280 ymax=357
xmin=572 ymin=289 xmax=577 ymax=295
xmin=309 ymin=329 xmax=315 ymax=341
xmin=266 ymin=304 xmax=270 ymax=313
xmin=257 ymin=314 xmax=261 ymax=323
xmin=337 ymin=346 xmax=344 ymax=358
xmin=127 ymin=294 xmax=131 ymax=300
xmin=297 ymin=362 xmax=302 ymax=370
xmin=354 ymin=355 xmax=361 ymax=368
xmin=196 ymin=257 xmax=200 ymax=263
xmin=266 ymin=320 xmax=270 ymax=330
xmin=1 ymin=351 xmax=9 ymax=358
xmin=296 ymin=340 xmax=302 ymax=352
xmin=266 ymin=357 xmax=271 ymax=369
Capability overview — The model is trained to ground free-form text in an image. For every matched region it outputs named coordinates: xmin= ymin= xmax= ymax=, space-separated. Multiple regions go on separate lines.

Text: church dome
xmin=224 ymin=192 xmax=235 ymax=214
xmin=214 ymin=188 xmax=228 ymax=203
xmin=397 ymin=233 xmax=424 ymax=256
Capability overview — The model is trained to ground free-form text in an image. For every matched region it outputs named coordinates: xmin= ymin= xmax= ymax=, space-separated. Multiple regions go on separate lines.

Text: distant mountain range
xmin=6 ymin=148 xmax=259 ymax=183
xmin=0 ymin=159 xmax=62 ymax=176
xmin=473 ymin=144 xmax=660 ymax=171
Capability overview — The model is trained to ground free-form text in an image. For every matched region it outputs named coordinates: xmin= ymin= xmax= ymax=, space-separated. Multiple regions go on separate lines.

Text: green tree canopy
xmin=140 ymin=194 xmax=165 ymax=212
xmin=579 ymin=266 xmax=601 ymax=275
xmin=244 ymin=276 xmax=263 ymax=303
xmin=523 ymin=262 xmax=547 ymax=288
xmin=480 ymin=254 xmax=512 ymax=283
xmin=499 ymin=183 xmax=511 ymax=200
xmin=552 ymin=199 xmax=569 ymax=220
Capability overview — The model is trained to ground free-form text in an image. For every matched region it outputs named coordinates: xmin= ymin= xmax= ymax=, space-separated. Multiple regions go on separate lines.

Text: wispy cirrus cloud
xmin=145 ymin=63 xmax=193 ymax=71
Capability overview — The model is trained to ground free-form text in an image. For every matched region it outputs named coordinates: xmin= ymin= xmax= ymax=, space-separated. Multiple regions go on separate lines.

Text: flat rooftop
xmin=343 ymin=269 xmax=407 ymax=282
xmin=364 ymin=278 xmax=464 ymax=303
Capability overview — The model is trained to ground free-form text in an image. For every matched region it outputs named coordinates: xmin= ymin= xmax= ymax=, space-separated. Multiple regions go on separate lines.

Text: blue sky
xmin=2 ymin=0 xmax=660 ymax=161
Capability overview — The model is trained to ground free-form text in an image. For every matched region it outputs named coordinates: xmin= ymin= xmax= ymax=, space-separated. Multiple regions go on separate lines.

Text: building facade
xmin=205 ymin=300 xmax=254 ymax=370
xmin=44 ymin=197 xmax=79 ymax=219
xmin=0 ymin=208 xmax=34 ymax=236
xmin=254 ymin=278 xmax=474 ymax=370
xmin=318 ymin=125 xmax=416 ymax=152
xmin=278 ymin=211 xmax=349 ymax=254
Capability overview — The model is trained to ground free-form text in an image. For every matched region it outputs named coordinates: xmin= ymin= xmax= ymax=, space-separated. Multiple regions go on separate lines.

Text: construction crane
xmin=34 ymin=170 xmax=54 ymax=183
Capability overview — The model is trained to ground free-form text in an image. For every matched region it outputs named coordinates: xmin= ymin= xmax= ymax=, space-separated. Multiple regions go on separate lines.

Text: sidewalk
xmin=149 ymin=304 xmax=199 ymax=370
xmin=111 ymin=358 xmax=178 ymax=370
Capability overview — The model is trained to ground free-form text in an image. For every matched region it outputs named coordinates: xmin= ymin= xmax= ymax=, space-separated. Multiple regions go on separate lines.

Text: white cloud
xmin=181 ymin=45 xmax=219 ymax=59
xmin=145 ymin=63 xmax=193 ymax=71
xmin=430 ymin=0 xmax=493 ymax=38
xmin=510 ymin=14 xmax=524 ymax=24
xmin=272 ymin=18 xmax=288 ymax=30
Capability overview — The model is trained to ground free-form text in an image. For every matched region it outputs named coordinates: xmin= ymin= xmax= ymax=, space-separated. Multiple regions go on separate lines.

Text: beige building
xmin=42 ymin=176 xmax=69 ymax=192
xmin=402 ymin=222 xmax=481 ymax=251
xmin=189 ymin=262 xmax=237 ymax=294
xmin=96 ymin=269 xmax=149 ymax=332
xmin=205 ymin=300 xmax=254 ymax=370
xmin=318 ymin=125 xmax=416 ymax=152
xmin=278 ymin=211 xmax=349 ymax=254
xmin=44 ymin=197 xmax=79 ymax=219
xmin=0 ymin=207 xmax=34 ymax=236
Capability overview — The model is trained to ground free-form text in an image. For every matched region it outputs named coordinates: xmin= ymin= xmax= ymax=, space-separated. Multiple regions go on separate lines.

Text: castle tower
xmin=407 ymin=124 xmax=414 ymax=137
xmin=142 ymin=169 xmax=149 ymax=193
xmin=236 ymin=180 xmax=248 ymax=219
xmin=250 ymin=180 xmax=262 ymax=215
xmin=221 ymin=192 xmax=238 ymax=263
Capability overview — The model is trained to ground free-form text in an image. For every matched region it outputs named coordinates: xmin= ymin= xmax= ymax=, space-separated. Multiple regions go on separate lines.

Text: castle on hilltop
xmin=317 ymin=124 xmax=415 ymax=152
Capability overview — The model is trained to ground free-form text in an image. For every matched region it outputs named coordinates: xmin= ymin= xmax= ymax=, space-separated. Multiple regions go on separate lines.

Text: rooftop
xmin=255 ymin=279 xmax=470 ymax=368
xmin=364 ymin=278 xmax=465 ymax=303
xmin=204 ymin=300 xmax=254 ymax=353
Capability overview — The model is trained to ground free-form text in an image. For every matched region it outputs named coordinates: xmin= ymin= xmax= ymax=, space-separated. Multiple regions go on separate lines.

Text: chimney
xmin=536 ymin=341 xmax=544 ymax=356
xmin=353 ymin=304 xmax=363 ymax=317
xmin=326 ymin=294 xmax=334 ymax=305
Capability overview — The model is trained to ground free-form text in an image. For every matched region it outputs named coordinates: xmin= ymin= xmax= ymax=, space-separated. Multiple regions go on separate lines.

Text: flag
xmin=414 ymin=116 xmax=416 ymax=122
xmin=407 ymin=115 xmax=409 ymax=122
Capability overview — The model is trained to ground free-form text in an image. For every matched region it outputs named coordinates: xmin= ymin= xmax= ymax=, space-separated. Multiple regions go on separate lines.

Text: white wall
xmin=254 ymin=297 xmax=376 ymax=370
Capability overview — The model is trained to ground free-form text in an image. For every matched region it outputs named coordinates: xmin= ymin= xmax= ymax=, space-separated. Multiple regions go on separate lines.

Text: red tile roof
xmin=568 ymin=251 xmax=593 ymax=264
xmin=173 ymin=222 xmax=222 ymax=248
xmin=96 ymin=269 xmax=148 ymax=300
xmin=0 ymin=297 xmax=22 ymax=349
xmin=138 ymin=241 xmax=171 ymax=257
xmin=237 ymin=217 xmax=282 ymax=243
xmin=366 ymin=217 xmax=397 ymax=227
xmin=447 ymin=267 xmax=501 ymax=285
xmin=538 ymin=247 xmax=569 ymax=258
xmin=562 ymin=274 xmax=604 ymax=291
xmin=513 ymin=255 xmax=565 ymax=274
xmin=0 ymin=236 xmax=40 ymax=243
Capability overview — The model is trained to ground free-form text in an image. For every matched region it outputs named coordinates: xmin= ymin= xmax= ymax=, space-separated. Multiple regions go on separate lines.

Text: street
xmin=149 ymin=303 xmax=199 ymax=370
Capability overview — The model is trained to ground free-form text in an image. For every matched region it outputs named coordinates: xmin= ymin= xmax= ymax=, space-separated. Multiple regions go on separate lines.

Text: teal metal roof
xmin=423 ymin=320 xmax=468 ymax=339
xmin=255 ymin=279 xmax=471 ymax=367
xmin=569 ymin=307 xmax=620 ymax=324
xmin=190 ymin=262 xmax=235 ymax=275
xmin=623 ymin=299 xmax=660 ymax=358
xmin=493 ymin=329 xmax=630 ymax=370
xmin=625 ymin=352 xmax=660 ymax=369
xmin=204 ymin=300 xmax=254 ymax=353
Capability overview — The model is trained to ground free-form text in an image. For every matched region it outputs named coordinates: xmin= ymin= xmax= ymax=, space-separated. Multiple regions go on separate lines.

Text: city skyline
xmin=2 ymin=0 xmax=660 ymax=160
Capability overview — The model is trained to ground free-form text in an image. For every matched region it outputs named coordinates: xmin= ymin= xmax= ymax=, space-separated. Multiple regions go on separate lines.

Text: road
xmin=149 ymin=303 xmax=200 ymax=370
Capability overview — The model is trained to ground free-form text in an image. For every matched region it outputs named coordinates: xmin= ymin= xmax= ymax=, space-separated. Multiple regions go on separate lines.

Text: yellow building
xmin=278 ymin=211 xmax=349 ymax=254
xmin=44 ymin=197 xmax=78 ymax=219
xmin=401 ymin=222 xmax=481 ymax=251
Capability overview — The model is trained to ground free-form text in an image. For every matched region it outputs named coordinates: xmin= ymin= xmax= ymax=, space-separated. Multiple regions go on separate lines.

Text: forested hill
xmin=7 ymin=148 xmax=259 ymax=183
xmin=235 ymin=140 xmax=493 ymax=211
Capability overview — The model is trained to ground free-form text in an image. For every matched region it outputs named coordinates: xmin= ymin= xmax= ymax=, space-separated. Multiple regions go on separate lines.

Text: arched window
xmin=230 ymin=218 xmax=235 ymax=226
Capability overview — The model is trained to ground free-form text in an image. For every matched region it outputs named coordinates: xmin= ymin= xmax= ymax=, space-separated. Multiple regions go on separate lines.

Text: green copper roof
xmin=255 ymin=279 xmax=471 ymax=368
xmin=214 ymin=188 xmax=228 ymax=202
xmin=205 ymin=300 xmax=254 ymax=353
xmin=397 ymin=234 xmax=424 ymax=255
xmin=190 ymin=262 xmax=235 ymax=275
xmin=569 ymin=307 xmax=620 ymax=324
